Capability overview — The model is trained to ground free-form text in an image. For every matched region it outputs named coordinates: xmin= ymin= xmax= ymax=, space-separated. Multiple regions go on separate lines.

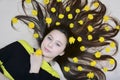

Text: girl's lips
xmin=44 ymin=47 xmax=51 ymax=52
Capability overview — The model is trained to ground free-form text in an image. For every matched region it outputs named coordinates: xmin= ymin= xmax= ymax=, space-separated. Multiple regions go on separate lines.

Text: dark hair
xmin=11 ymin=0 xmax=120 ymax=80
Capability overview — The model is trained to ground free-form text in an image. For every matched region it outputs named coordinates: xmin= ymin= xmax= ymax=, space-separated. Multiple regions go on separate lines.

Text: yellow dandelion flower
xmin=115 ymin=25 xmax=120 ymax=30
xmin=57 ymin=0 xmax=62 ymax=2
xmin=110 ymin=42 xmax=115 ymax=48
xmin=87 ymin=25 xmax=94 ymax=32
xmin=51 ymin=7 xmax=56 ymax=13
xmin=78 ymin=20 xmax=84 ymax=25
xmin=68 ymin=14 xmax=73 ymax=19
xmin=69 ymin=37 xmax=75 ymax=44
xmin=32 ymin=10 xmax=38 ymax=16
xmin=77 ymin=36 xmax=82 ymax=42
xmin=77 ymin=66 xmax=83 ymax=71
xmin=45 ymin=17 xmax=52 ymax=24
xmin=95 ymin=51 xmax=101 ymax=58
xmin=73 ymin=57 xmax=78 ymax=63
xmin=64 ymin=66 xmax=70 ymax=72
xmin=88 ymin=14 xmax=94 ymax=20
xmin=12 ymin=17 xmax=18 ymax=24
xmin=109 ymin=59 xmax=115 ymax=65
xmin=28 ymin=22 xmax=35 ymax=29
xmin=33 ymin=33 xmax=39 ymax=38
xmin=104 ymin=26 xmax=110 ymax=31
xmin=25 ymin=0 xmax=31 ymax=4
xmin=88 ymin=34 xmax=93 ymax=40
xmin=69 ymin=23 xmax=74 ymax=28
xmin=99 ymin=37 xmax=105 ymax=43
xmin=103 ymin=16 xmax=109 ymax=22
xmin=35 ymin=49 xmax=42 ymax=56
xmin=93 ymin=2 xmax=99 ymax=8
xmin=90 ymin=61 xmax=96 ymax=66
xmin=87 ymin=72 xmax=94 ymax=79
xmin=43 ymin=0 xmax=50 ymax=4
xmin=75 ymin=9 xmax=80 ymax=14
xmin=103 ymin=67 xmax=108 ymax=72
xmin=58 ymin=14 xmax=64 ymax=19
xmin=56 ymin=22 xmax=60 ymax=26
xmin=80 ymin=46 xmax=86 ymax=51
xmin=83 ymin=5 xmax=90 ymax=11
xmin=66 ymin=6 xmax=70 ymax=12
xmin=105 ymin=47 xmax=110 ymax=53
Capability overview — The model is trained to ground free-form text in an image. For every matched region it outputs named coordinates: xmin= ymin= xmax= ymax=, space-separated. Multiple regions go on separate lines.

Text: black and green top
xmin=0 ymin=40 xmax=60 ymax=80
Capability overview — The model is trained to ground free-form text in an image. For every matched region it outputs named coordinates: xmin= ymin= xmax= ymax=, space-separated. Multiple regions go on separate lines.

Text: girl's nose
xmin=48 ymin=42 xmax=54 ymax=48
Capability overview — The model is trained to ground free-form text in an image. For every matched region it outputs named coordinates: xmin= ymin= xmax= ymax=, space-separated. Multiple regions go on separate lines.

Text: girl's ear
xmin=59 ymin=51 xmax=65 ymax=56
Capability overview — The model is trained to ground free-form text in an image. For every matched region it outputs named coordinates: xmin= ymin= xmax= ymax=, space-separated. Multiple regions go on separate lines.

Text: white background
xmin=0 ymin=0 xmax=120 ymax=80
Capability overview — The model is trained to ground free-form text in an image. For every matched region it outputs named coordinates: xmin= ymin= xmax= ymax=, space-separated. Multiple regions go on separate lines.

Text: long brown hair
xmin=11 ymin=0 xmax=120 ymax=80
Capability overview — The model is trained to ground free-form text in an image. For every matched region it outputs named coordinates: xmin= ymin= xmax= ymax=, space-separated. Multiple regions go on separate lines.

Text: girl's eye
xmin=47 ymin=36 xmax=52 ymax=40
xmin=56 ymin=43 xmax=61 ymax=47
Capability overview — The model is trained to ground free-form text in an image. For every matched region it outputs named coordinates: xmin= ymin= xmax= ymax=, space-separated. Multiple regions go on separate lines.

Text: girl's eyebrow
xmin=48 ymin=34 xmax=53 ymax=38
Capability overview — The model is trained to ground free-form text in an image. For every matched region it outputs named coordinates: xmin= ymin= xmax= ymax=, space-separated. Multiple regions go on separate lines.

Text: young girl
xmin=0 ymin=0 xmax=120 ymax=80
xmin=0 ymin=26 xmax=72 ymax=80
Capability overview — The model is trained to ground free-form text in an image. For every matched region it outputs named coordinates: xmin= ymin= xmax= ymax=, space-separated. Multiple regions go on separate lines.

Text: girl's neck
xmin=43 ymin=56 xmax=53 ymax=62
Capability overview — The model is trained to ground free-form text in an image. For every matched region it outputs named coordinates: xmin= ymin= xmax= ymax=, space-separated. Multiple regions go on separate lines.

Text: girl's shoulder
xmin=18 ymin=40 xmax=34 ymax=54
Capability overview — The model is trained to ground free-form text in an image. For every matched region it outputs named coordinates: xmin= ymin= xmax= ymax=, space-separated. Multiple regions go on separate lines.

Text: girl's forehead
xmin=48 ymin=30 xmax=67 ymax=43
xmin=49 ymin=30 xmax=65 ymax=37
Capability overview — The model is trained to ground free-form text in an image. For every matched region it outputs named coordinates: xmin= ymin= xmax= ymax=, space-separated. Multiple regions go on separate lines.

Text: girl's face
xmin=41 ymin=30 xmax=67 ymax=61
